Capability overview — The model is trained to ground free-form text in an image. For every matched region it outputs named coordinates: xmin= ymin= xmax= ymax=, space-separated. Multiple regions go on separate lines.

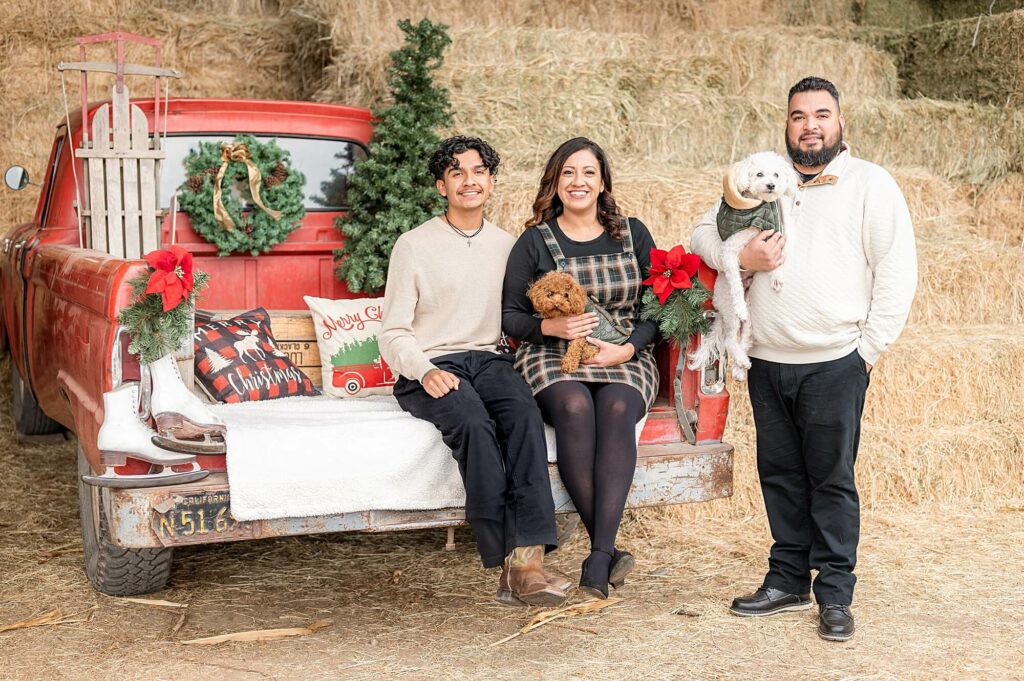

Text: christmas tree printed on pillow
xmin=304 ymin=296 xmax=397 ymax=398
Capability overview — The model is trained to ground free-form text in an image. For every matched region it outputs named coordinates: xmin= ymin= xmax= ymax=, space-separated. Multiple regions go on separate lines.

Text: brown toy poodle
xmin=527 ymin=271 xmax=599 ymax=373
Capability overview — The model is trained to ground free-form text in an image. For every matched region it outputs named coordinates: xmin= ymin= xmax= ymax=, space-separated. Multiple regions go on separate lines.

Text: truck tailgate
xmin=104 ymin=440 xmax=733 ymax=548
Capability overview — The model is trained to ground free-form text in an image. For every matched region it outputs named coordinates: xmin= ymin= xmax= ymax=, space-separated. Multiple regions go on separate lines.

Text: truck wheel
xmin=78 ymin=448 xmax=174 ymax=596
xmin=11 ymin=363 xmax=64 ymax=436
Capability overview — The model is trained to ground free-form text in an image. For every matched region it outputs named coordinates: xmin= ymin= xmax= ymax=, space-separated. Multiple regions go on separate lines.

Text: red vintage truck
xmin=2 ymin=58 xmax=733 ymax=597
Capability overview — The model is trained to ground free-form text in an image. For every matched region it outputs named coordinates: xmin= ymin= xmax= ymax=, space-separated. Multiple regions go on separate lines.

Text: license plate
xmin=152 ymin=492 xmax=254 ymax=545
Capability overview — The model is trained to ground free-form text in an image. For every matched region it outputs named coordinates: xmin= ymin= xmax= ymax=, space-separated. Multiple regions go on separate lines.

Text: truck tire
xmin=78 ymin=448 xmax=174 ymax=596
xmin=11 ymin=363 xmax=64 ymax=436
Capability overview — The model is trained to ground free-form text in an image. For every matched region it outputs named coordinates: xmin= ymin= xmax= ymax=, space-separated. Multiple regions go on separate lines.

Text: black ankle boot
xmin=580 ymin=549 xmax=613 ymax=600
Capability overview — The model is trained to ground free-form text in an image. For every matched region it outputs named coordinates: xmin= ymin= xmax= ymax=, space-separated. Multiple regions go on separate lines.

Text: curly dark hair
xmin=428 ymin=135 xmax=501 ymax=181
xmin=788 ymin=76 xmax=841 ymax=110
xmin=524 ymin=137 xmax=626 ymax=241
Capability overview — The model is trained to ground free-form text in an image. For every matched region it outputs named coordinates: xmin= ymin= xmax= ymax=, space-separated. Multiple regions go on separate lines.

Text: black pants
xmin=393 ymin=351 xmax=557 ymax=568
xmin=747 ymin=349 xmax=869 ymax=605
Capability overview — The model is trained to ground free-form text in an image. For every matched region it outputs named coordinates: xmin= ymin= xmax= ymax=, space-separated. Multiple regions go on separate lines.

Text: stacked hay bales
xmin=886 ymin=10 xmax=1024 ymax=106
xmin=2 ymin=1 xmax=1022 ymax=513
xmin=0 ymin=0 xmax=328 ymax=225
xmin=303 ymin=0 xmax=1024 ymax=512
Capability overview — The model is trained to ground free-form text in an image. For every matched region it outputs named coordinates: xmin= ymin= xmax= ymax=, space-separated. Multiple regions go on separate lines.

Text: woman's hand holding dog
xmin=422 ymin=369 xmax=460 ymax=399
xmin=542 ymin=312 xmax=599 ymax=340
xmin=739 ymin=231 xmax=787 ymax=271
xmin=582 ymin=338 xmax=635 ymax=367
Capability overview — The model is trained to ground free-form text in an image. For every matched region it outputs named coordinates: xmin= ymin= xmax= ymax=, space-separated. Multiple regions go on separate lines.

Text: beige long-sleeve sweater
xmin=379 ymin=217 xmax=514 ymax=381
xmin=690 ymin=147 xmax=918 ymax=365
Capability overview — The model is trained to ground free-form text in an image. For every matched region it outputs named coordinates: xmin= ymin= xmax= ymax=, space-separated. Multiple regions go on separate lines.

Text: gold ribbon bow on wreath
xmin=212 ymin=143 xmax=283 ymax=231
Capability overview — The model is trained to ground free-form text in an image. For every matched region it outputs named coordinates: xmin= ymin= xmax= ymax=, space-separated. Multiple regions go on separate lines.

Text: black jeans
xmin=393 ymin=351 xmax=557 ymax=568
xmin=747 ymin=349 xmax=869 ymax=605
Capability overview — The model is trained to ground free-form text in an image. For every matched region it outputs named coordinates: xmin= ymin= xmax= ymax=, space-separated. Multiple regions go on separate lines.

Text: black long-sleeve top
xmin=502 ymin=217 xmax=659 ymax=350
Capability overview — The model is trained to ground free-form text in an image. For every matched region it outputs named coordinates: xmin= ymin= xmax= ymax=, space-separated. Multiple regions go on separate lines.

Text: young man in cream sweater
xmin=379 ymin=136 xmax=567 ymax=606
xmin=691 ymin=77 xmax=917 ymax=641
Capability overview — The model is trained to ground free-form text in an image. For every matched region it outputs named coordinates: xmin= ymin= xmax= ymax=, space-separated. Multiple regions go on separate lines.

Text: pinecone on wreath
xmin=265 ymin=160 xmax=288 ymax=188
xmin=186 ymin=167 xmax=218 ymax=193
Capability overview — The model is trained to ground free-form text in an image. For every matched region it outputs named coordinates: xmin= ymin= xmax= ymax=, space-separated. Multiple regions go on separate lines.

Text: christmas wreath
xmin=178 ymin=135 xmax=306 ymax=256
xmin=639 ymin=245 xmax=712 ymax=345
xmin=119 ymin=246 xmax=209 ymax=365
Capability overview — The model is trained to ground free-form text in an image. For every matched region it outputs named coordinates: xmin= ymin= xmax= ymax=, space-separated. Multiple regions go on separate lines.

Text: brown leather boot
xmin=505 ymin=545 xmax=566 ymax=606
xmin=496 ymin=564 xmax=574 ymax=606
xmin=543 ymin=569 xmax=575 ymax=594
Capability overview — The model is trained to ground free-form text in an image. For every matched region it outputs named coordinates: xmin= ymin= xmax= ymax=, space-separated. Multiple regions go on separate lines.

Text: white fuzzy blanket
xmin=212 ymin=395 xmax=645 ymax=521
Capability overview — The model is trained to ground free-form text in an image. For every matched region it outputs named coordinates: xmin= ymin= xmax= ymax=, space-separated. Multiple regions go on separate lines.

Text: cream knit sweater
xmin=690 ymin=147 xmax=918 ymax=365
xmin=379 ymin=216 xmax=514 ymax=381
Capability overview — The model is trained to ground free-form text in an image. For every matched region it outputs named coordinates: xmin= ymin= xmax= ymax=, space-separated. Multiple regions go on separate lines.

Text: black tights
xmin=536 ymin=381 xmax=646 ymax=556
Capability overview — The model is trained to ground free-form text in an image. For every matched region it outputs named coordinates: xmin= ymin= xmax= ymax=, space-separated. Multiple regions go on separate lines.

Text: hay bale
xmin=629 ymin=93 xmax=1024 ymax=182
xmin=892 ymin=10 xmax=1024 ymax=106
xmin=720 ymin=355 xmax=1024 ymax=511
xmin=862 ymin=324 xmax=1024 ymax=428
xmin=0 ymin=4 xmax=329 ymax=232
xmin=970 ymin=173 xmax=1024 ymax=245
xmin=488 ymin=166 xmax=973 ymax=249
xmin=649 ymin=29 xmax=899 ymax=100
xmin=316 ymin=24 xmax=899 ymax=111
xmin=912 ymin=232 xmax=1024 ymax=326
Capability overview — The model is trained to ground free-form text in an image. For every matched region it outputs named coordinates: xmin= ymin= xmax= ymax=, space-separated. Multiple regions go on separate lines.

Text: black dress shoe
xmin=818 ymin=603 xmax=855 ymax=641
xmin=729 ymin=586 xmax=813 ymax=617
xmin=608 ymin=549 xmax=635 ymax=589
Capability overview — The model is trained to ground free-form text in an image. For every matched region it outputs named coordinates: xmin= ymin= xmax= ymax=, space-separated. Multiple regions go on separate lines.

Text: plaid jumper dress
xmin=515 ymin=220 xmax=660 ymax=409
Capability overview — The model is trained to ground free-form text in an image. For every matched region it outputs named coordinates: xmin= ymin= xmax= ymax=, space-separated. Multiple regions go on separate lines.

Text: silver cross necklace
xmin=444 ymin=211 xmax=484 ymax=247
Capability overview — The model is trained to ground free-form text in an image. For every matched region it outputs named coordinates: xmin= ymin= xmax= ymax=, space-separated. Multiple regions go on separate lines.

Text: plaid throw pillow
xmin=194 ymin=308 xmax=319 ymax=403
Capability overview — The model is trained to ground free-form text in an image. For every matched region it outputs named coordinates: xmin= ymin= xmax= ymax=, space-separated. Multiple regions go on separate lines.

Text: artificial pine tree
xmin=334 ymin=18 xmax=453 ymax=293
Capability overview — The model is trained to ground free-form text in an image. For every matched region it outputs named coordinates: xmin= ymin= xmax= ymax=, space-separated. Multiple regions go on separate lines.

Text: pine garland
xmin=118 ymin=269 xmax=209 ymax=365
xmin=178 ymin=135 xmax=306 ymax=256
xmin=639 ymin=283 xmax=712 ymax=347
xmin=334 ymin=19 xmax=453 ymax=293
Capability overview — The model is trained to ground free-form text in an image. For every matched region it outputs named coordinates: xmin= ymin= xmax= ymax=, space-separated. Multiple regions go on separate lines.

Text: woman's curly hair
xmin=524 ymin=137 xmax=625 ymax=240
xmin=428 ymin=136 xmax=501 ymax=180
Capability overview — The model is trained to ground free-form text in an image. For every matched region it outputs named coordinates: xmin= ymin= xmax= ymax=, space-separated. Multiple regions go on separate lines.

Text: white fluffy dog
xmin=688 ymin=151 xmax=798 ymax=381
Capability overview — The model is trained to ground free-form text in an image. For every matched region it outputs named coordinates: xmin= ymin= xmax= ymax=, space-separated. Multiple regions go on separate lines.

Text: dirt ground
xmin=1 ymin=371 xmax=1022 ymax=680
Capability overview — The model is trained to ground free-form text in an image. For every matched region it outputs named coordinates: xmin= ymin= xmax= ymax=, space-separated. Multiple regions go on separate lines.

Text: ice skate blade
xmin=81 ymin=463 xmax=210 ymax=488
xmin=151 ymin=433 xmax=226 ymax=455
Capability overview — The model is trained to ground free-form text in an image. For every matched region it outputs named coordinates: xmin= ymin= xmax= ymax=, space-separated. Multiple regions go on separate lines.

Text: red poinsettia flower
xmin=144 ymin=246 xmax=194 ymax=312
xmin=643 ymin=245 xmax=701 ymax=304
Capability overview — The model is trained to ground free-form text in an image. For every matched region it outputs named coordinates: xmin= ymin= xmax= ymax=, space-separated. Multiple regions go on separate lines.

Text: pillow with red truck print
xmin=303 ymin=295 xmax=397 ymax=397
xmin=194 ymin=308 xmax=319 ymax=403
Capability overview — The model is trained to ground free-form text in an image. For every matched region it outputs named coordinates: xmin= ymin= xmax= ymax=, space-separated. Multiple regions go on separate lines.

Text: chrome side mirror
xmin=4 ymin=166 xmax=29 ymax=191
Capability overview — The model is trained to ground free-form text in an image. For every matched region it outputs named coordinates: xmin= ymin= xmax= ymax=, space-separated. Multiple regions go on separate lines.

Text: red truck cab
xmin=2 ymin=98 xmax=733 ymax=596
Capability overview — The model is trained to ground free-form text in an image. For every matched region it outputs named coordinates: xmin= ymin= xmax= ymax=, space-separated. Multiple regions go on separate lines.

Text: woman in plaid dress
xmin=502 ymin=137 xmax=659 ymax=599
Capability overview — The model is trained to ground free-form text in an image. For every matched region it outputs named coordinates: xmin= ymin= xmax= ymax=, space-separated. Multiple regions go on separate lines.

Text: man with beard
xmin=690 ymin=76 xmax=917 ymax=641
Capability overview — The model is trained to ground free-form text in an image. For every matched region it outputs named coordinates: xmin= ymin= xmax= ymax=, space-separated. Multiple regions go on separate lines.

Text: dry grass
xmin=1 ymin=397 xmax=1021 ymax=678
